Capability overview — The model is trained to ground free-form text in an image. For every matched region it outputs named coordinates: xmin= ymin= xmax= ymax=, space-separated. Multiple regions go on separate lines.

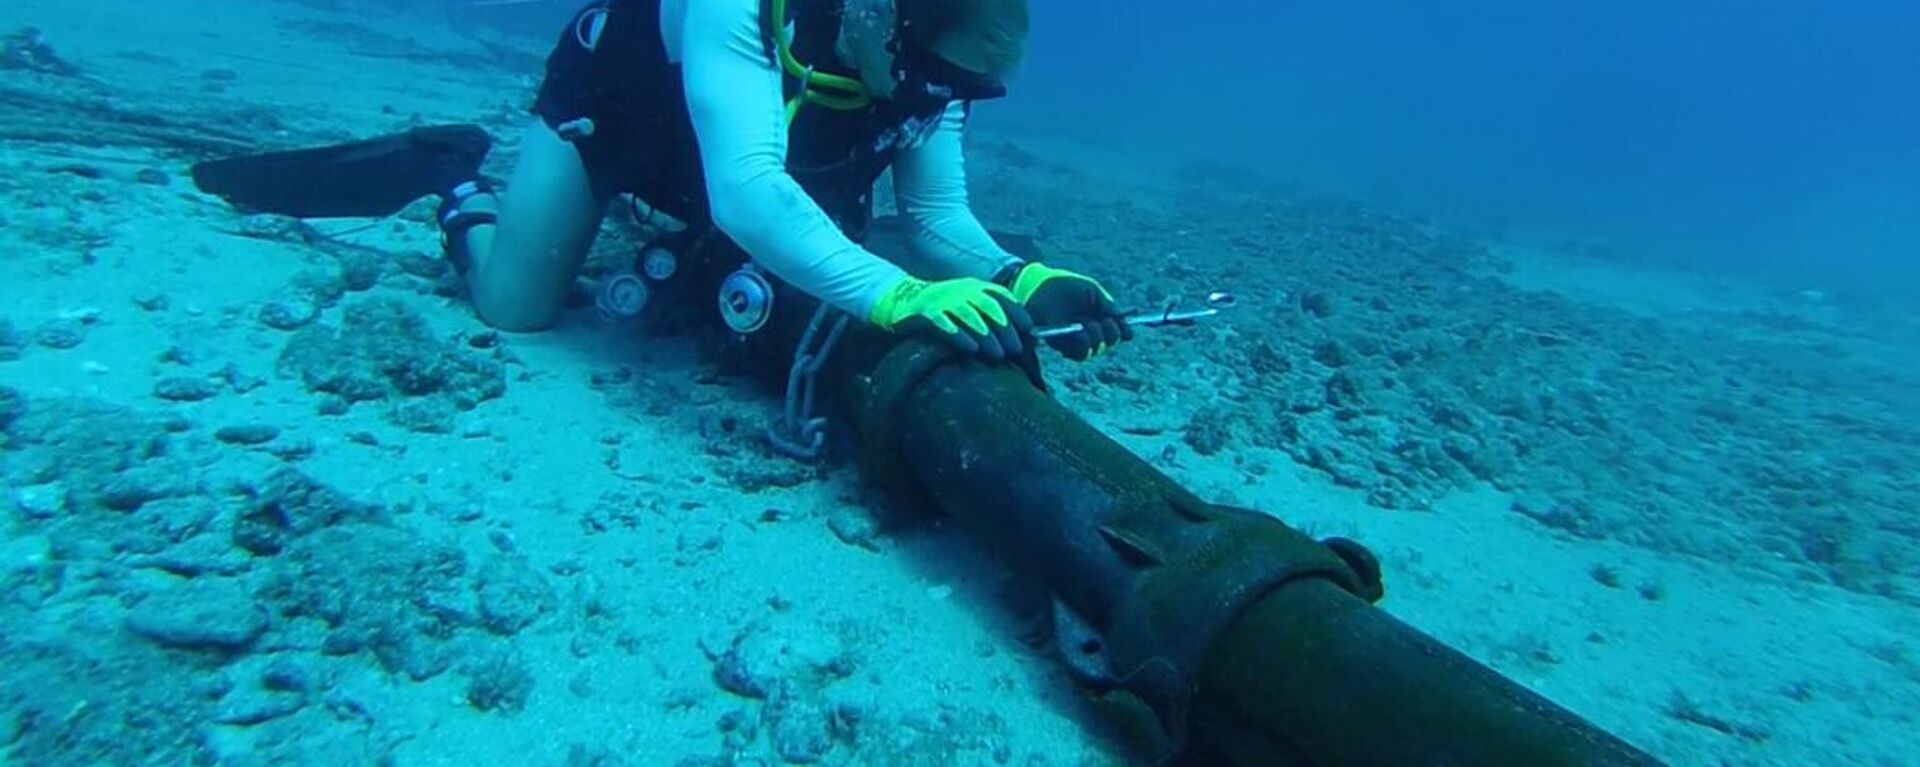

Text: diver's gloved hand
xmin=1002 ymin=263 xmax=1132 ymax=360
xmin=869 ymin=276 xmax=1034 ymax=362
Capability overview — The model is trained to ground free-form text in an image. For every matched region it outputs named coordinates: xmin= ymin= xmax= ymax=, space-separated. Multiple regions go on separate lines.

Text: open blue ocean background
xmin=1004 ymin=0 xmax=1920 ymax=297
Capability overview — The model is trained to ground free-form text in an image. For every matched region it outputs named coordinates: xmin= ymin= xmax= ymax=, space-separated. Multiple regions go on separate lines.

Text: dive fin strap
xmin=437 ymin=180 xmax=498 ymax=275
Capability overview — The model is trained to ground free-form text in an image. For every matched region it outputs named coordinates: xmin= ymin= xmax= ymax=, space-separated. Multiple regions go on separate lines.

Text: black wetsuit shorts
xmin=532 ymin=0 xmax=707 ymax=220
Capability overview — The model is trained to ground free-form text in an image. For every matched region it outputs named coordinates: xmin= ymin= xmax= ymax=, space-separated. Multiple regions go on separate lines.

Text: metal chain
xmin=766 ymin=303 xmax=849 ymax=461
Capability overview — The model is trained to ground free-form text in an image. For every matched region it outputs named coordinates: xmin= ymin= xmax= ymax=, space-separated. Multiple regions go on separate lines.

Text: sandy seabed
xmin=1 ymin=2 xmax=1916 ymax=766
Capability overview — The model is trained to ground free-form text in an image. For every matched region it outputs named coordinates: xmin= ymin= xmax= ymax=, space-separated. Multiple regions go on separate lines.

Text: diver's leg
xmin=453 ymin=119 xmax=606 ymax=332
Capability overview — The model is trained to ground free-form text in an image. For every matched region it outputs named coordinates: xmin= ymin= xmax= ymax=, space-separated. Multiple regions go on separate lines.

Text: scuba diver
xmin=194 ymin=0 xmax=1133 ymax=363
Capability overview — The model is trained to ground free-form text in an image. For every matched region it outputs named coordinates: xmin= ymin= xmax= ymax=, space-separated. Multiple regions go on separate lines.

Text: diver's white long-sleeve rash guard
xmin=663 ymin=0 xmax=1019 ymax=320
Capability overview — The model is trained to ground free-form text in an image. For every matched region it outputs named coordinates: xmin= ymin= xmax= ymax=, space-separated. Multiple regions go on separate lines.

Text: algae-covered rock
xmin=277 ymin=298 xmax=505 ymax=426
xmin=706 ymin=618 xmax=855 ymax=701
xmin=1 ymin=398 xmax=203 ymax=515
xmin=215 ymin=424 xmax=281 ymax=446
xmin=1182 ymin=406 xmax=1235 ymax=456
xmin=0 ymin=319 xmax=21 ymax=361
xmin=259 ymin=520 xmax=475 ymax=682
xmin=153 ymin=376 xmax=220 ymax=402
xmin=230 ymin=468 xmax=384 ymax=556
xmin=125 ymin=578 xmax=269 ymax=651
xmin=32 ymin=320 xmax=85 ymax=350
xmin=463 ymin=650 xmax=535 ymax=713
xmin=475 ymin=554 xmax=556 ymax=636
xmin=764 ymin=684 xmax=837 ymax=763
xmin=0 ymin=385 xmax=22 ymax=431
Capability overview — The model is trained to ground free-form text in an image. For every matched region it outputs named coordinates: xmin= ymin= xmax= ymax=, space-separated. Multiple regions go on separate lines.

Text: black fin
xmin=191 ymin=125 xmax=492 ymax=219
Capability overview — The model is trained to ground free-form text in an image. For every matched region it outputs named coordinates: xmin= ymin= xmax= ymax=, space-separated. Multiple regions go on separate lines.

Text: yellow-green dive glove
xmin=869 ymin=276 xmax=1034 ymax=362
xmin=1004 ymin=263 xmax=1132 ymax=361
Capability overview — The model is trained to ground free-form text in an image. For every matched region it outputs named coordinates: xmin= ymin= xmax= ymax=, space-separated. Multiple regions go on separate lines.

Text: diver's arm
xmin=893 ymin=103 xmax=1023 ymax=279
xmin=680 ymin=0 xmax=906 ymax=320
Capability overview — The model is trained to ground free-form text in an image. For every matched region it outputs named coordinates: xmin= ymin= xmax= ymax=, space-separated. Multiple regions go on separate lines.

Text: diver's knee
xmin=479 ymin=310 xmax=557 ymax=334
xmin=465 ymin=253 xmax=563 ymax=331
xmin=469 ymin=285 xmax=561 ymax=333
xmin=458 ymin=119 xmax=598 ymax=333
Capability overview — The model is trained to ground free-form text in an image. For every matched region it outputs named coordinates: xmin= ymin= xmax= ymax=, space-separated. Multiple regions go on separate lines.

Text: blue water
xmin=1005 ymin=0 xmax=1920 ymax=295
xmin=4 ymin=2 xmax=1918 ymax=766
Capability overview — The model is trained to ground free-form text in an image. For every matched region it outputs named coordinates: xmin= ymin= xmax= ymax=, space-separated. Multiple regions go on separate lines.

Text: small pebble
xmin=289 ymin=270 xmax=346 ymax=307
xmin=486 ymin=529 xmax=517 ymax=554
xmin=261 ymin=657 xmax=311 ymax=693
xmin=569 ymin=671 xmax=595 ymax=699
xmin=133 ymin=293 xmax=171 ymax=311
xmin=49 ymin=164 xmax=102 ymax=179
xmin=266 ymin=439 xmax=315 ymax=462
xmin=215 ymin=689 xmax=304 ymax=726
xmin=218 ymin=364 xmax=266 ymax=394
xmin=124 ymin=580 xmax=267 ymax=651
xmin=337 ymin=253 xmax=382 ymax=291
xmin=32 ymin=323 xmax=84 ymax=350
xmin=14 ymin=484 xmax=69 ymax=519
xmin=134 ymin=168 xmax=171 ymax=186
xmin=160 ymin=345 xmax=199 ymax=366
xmin=592 ymin=368 xmax=635 ymax=388
xmin=827 ymin=508 xmax=879 ymax=550
xmin=0 ymin=387 xmax=22 ymax=430
xmin=395 ymin=252 xmax=446 ymax=279
xmin=322 ymin=629 xmax=368 ymax=655
xmin=57 ymin=307 xmax=101 ymax=324
xmin=215 ymin=424 xmax=280 ymax=446
xmin=257 ymin=301 xmax=317 ymax=331
xmin=766 ymin=693 xmax=835 ymax=763
xmin=97 ymin=469 xmax=183 ymax=511
xmin=154 ymin=376 xmax=219 ymax=402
